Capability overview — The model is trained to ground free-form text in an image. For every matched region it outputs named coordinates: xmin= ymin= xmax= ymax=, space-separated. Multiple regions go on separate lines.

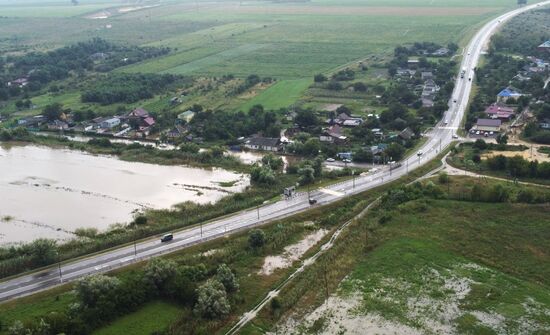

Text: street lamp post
xmin=352 ymin=170 xmax=356 ymax=190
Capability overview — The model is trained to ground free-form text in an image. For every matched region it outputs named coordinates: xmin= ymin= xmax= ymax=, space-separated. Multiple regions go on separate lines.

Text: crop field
xmin=122 ymin=6 xmax=499 ymax=79
xmin=239 ymin=79 xmax=311 ymax=111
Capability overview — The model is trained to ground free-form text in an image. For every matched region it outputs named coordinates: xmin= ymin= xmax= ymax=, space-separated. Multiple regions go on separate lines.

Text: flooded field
xmin=0 ymin=144 xmax=249 ymax=246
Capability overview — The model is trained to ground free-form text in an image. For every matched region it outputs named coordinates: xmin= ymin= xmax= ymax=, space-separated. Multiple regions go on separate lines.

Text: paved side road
xmin=1 ymin=0 xmax=549 ymax=303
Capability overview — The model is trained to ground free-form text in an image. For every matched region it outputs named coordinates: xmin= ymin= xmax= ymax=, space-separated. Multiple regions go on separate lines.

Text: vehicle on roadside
xmin=342 ymin=159 xmax=352 ymax=163
xmin=309 ymin=199 xmax=317 ymax=205
xmin=161 ymin=233 xmax=174 ymax=242
xmin=475 ymin=131 xmax=480 ymax=135
xmin=326 ymin=158 xmax=335 ymax=162
xmin=417 ymin=150 xmax=423 ymax=156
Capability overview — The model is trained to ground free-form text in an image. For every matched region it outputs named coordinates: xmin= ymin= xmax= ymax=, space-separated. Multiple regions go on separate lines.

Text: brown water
xmin=0 ymin=144 xmax=249 ymax=246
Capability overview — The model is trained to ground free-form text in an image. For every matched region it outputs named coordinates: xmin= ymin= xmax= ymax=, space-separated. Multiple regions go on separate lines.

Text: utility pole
xmin=57 ymin=254 xmax=63 ymax=283
xmin=352 ymin=170 xmax=356 ymax=190
xmin=133 ymin=230 xmax=137 ymax=257
xmin=256 ymin=204 xmax=260 ymax=220
xmin=200 ymin=222 xmax=203 ymax=238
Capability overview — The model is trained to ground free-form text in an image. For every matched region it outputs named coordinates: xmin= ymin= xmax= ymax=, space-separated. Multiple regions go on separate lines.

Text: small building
xmin=178 ymin=110 xmax=195 ymax=122
xmin=431 ymin=47 xmax=450 ymax=56
xmin=128 ymin=108 xmax=149 ymax=118
xmin=90 ymin=52 xmax=108 ymax=61
xmin=244 ymin=137 xmax=281 ymax=152
xmin=485 ymin=103 xmax=515 ymax=121
xmin=396 ymin=68 xmax=416 ymax=78
xmin=320 ymin=125 xmax=348 ymax=144
xmin=17 ymin=115 xmax=46 ymax=128
xmin=100 ymin=117 xmax=121 ymax=129
xmin=398 ymin=127 xmax=414 ymax=141
xmin=421 ymin=72 xmax=434 ymax=80
xmin=422 ymin=97 xmax=434 ymax=108
xmin=337 ymin=152 xmax=352 ymax=160
xmin=142 ymin=117 xmax=156 ymax=127
xmin=47 ymin=120 xmax=69 ymax=130
xmin=497 ymin=87 xmax=522 ymax=103
xmin=167 ymin=125 xmax=187 ymax=139
xmin=474 ymin=119 xmax=501 ymax=133
xmin=537 ymin=40 xmax=550 ymax=53
xmin=342 ymin=119 xmax=362 ymax=127
xmin=8 ymin=78 xmax=28 ymax=88
xmin=540 ymin=119 xmax=550 ymax=130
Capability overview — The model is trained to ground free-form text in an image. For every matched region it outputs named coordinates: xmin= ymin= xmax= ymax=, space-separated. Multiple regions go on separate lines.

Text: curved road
xmin=1 ymin=1 xmax=549 ymax=302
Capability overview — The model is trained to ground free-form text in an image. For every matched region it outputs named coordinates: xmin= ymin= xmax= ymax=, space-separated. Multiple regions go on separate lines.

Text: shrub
xmin=216 ymin=264 xmax=239 ymax=292
xmin=194 ymin=279 xmax=230 ymax=319
xmin=438 ymin=172 xmax=449 ymax=184
xmin=248 ymin=229 xmax=266 ymax=249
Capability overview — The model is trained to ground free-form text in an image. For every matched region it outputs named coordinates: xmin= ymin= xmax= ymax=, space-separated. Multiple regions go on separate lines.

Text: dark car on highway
xmin=161 ymin=233 xmax=174 ymax=242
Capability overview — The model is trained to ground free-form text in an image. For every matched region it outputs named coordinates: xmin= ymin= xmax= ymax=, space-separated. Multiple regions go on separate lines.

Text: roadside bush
xmin=248 ymin=229 xmax=266 ymax=250
xmin=75 ymin=274 xmax=122 ymax=322
xmin=30 ymin=239 xmax=58 ymax=267
xmin=194 ymin=279 xmax=231 ymax=319
xmin=438 ymin=172 xmax=449 ymax=184
xmin=216 ymin=263 xmax=239 ymax=293
xmin=143 ymin=258 xmax=178 ymax=294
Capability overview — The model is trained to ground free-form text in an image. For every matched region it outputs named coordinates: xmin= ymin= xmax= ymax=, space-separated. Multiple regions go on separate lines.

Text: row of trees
xmin=6 ymin=258 xmax=239 ymax=334
xmin=190 ymin=104 xmax=281 ymax=141
xmin=0 ymin=38 xmax=170 ymax=101
xmin=485 ymin=154 xmax=550 ymax=179
xmin=81 ymin=73 xmax=184 ymax=105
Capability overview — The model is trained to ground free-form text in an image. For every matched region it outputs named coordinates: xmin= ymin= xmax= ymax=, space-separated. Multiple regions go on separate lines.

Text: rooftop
xmin=476 ymin=118 xmax=501 ymax=127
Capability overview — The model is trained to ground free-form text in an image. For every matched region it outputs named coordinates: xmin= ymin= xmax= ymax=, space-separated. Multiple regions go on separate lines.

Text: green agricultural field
xmin=239 ymin=79 xmax=311 ymax=111
xmin=92 ymin=301 xmax=184 ymax=335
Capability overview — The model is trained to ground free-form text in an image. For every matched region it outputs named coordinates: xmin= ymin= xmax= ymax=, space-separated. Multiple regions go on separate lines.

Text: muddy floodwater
xmin=0 ymin=144 xmax=249 ymax=246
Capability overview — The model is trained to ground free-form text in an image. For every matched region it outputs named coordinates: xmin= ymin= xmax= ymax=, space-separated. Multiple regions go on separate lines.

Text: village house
xmin=244 ymin=137 xmax=281 ymax=152
xmin=177 ymin=110 xmax=194 ymax=122
xmin=99 ymin=117 xmax=121 ymax=129
xmin=166 ymin=125 xmax=187 ymax=139
xmin=17 ymin=115 xmax=46 ymax=128
xmin=421 ymin=72 xmax=434 ymax=80
xmin=396 ymin=68 xmax=416 ymax=78
xmin=398 ymin=127 xmax=415 ymax=142
xmin=334 ymin=113 xmax=363 ymax=126
xmin=47 ymin=119 xmax=69 ymax=131
xmin=485 ymin=103 xmax=516 ymax=121
xmin=540 ymin=119 xmax=550 ymax=130
xmin=430 ymin=47 xmax=450 ymax=57
xmin=320 ymin=124 xmax=348 ymax=144
xmin=497 ymin=87 xmax=523 ymax=103
xmin=474 ymin=118 xmax=502 ymax=133
xmin=8 ymin=78 xmax=29 ymax=88
xmin=537 ymin=40 xmax=550 ymax=53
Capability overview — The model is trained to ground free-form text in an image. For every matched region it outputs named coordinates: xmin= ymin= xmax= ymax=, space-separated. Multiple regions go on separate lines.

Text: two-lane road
xmin=2 ymin=1 xmax=549 ymax=302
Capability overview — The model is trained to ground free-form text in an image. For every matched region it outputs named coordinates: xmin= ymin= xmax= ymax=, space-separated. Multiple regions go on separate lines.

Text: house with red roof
xmin=485 ymin=103 xmax=516 ymax=121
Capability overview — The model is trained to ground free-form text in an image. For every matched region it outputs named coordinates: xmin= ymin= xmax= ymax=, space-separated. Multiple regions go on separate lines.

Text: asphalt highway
xmin=1 ymin=1 xmax=549 ymax=302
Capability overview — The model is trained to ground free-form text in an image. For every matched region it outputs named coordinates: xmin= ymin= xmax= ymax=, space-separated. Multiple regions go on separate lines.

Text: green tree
xmin=194 ymin=279 xmax=231 ymax=319
xmin=384 ymin=143 xmax=405 ymax=161
xmin=496 ymin=133 xmax=508 ymax=145
xmin=262 ymin=154 xmax=283 ymax=170
xmin=248 ymin=229 xmax=266 ymax=249
xmin=473 ymin=139 xmax=488 ymax=150
xmin=353 ymin=148 xmax=374 ymax=163
xmin=314 ymin=74 xmax=327 ymax=83
xmin=43 ymin=103 xmax=63 ymax=121
xmin=143 ymin=258 xmax=177 ymax=293
xmin=302 ymin=138 xmax=320 ymax=157
xmin=438 ymin=172 xmax=449 ymax=184
xmin=298 ymin=165 xmax=315 ymax=185
xmin=75 ymin=274 xmax=121 ymax=320
xmin=216 ymin=264 xmax=239 ymax=292
xmin=30 ymin=239 xmax=57 ymax=266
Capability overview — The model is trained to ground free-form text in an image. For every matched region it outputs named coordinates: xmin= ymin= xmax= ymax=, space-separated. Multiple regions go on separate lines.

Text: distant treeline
xmin=0 ymin=38 xmax=170 ymax=101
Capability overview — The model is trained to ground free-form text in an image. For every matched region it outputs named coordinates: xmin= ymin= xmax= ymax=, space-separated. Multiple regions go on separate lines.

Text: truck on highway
xmin=460 ymin=67 xmax=466 ymax=79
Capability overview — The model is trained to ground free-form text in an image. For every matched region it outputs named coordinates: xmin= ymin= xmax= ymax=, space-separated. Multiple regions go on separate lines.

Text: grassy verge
xmin=92 ymin=301 xmax=183 ymax=335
